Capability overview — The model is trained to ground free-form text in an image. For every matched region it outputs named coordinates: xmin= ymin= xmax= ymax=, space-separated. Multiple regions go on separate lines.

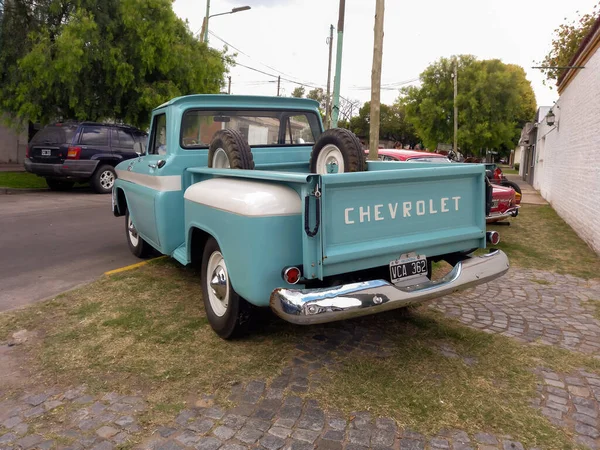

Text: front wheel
xmin=501 ymin=180 xmax=522 ymax=196
xmin=91 ymin=165 xmax=116 ymax=194
xmin=201 ymin=237 xmax=252 ymax=339
xmin=126 ymin=211 xmax=152 ymax=258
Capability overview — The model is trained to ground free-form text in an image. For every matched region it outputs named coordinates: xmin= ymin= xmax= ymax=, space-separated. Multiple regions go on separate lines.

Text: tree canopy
xmin=537 ymin=3 xmax=599 ymax=83
xmin=0 ymin=0 xmax=231 ymax=128
xmin=342 ymin=101 xmax=420 ymax=148
xmin=400 ymin=55 xmax=536 ymax=155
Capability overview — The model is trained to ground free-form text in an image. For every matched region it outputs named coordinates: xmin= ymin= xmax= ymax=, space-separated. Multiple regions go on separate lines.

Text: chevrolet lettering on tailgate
xmin=344 ymin=196 xmax=461 ymax=224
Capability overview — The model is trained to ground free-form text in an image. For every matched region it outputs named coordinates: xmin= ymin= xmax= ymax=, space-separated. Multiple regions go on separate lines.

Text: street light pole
xmin=331 ymin=0 xmax=345 ymax=128
xmin=203 ymin=3 xmax=250 ymax=44
xmin=203 ymin=0 xmax=211 ymax=43
xmin=453 ymin=58 xmax=458 ymax=155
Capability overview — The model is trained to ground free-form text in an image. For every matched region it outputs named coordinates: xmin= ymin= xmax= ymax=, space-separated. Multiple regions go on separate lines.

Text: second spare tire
xmin=309 ymin=128 xmax=366 ymax=174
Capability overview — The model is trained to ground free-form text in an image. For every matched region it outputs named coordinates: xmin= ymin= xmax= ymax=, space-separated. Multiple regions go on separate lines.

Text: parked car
xmin=484 ymin=163 xmax=522 ymax=198
xmin=112 ymin=95 xmax=509 ymax=339
xmin=24 ymin=122 xmax=148 ymax=193
xmin=370 ymin=149 xmax=520 ymax=223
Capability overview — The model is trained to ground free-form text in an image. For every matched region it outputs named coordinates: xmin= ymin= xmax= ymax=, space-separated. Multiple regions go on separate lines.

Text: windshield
xmin=180 ymin=110 xmax=321 ymax=149
xmin=408 ymin=157 xmax=453 ymax=164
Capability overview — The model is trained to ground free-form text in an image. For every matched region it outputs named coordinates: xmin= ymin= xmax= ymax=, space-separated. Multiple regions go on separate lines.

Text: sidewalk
xmin=505 ymin=173 xmax=548 ymax=205
xmin=0 ymin=163 xmax=25 ymax=172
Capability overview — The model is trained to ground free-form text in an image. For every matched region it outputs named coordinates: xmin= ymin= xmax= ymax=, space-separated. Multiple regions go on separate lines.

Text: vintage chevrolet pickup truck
xmin=112 ymin=94 xmax=509 ymax=338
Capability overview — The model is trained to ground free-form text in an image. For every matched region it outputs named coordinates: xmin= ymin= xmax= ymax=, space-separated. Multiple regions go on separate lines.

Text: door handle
xmin=148 ymin=160 xmax=166 ymax=169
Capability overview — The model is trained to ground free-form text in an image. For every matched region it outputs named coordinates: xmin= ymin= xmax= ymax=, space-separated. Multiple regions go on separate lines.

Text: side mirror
xmin=485 ymin=169 xmax=493 ymax=179
xmin=133 ymin=142 xmax=146 ymax=156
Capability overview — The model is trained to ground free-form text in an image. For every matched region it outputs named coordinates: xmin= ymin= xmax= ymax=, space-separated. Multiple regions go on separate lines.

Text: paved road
xmin=0 ymin=190 xmax=139 ymax=312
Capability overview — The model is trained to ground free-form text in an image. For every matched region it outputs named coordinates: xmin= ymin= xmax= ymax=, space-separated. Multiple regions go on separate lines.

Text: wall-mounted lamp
xmin=546 ymin=109 xmax=556 ymax=127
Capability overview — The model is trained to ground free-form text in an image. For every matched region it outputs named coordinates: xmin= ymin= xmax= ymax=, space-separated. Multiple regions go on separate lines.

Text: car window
xmin=31 ymin=125 xmax=77 ymax=145
xmin=149 ymin=114 xmax=167 ymax=155
xmin=117 ymin=130 xmax=135 ymax=148
xmin=180 ymin=110 xmax=321 ymax=148
xmin=80 ymin=126 xmax=109 ymax=146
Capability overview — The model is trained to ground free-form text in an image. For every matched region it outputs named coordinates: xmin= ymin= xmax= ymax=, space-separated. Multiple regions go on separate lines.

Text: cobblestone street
xmin=2 ymin=269 xmax=600 ymax=450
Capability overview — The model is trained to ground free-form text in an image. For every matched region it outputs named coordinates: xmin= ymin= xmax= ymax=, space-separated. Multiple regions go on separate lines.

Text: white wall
xmin=0 ymin=117 xmax=28 ymax=164
xmin=533 ymin=47 xmax=600 ymax=254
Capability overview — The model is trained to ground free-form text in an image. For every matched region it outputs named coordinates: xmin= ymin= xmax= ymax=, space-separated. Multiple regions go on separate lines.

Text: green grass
xmin=0 ymin=171 xmax=48 ymax=189
xmin=480 ymin=204 xmax=600 ymax=279
xmin=499 ymin=165 xmax=519 ymax=175
xmin=1 ymin=202 xmax=600 ymax=447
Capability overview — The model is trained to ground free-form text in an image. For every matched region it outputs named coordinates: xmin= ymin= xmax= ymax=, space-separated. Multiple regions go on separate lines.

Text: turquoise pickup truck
xmin=112 ymin=94 xmax=509 ymax=339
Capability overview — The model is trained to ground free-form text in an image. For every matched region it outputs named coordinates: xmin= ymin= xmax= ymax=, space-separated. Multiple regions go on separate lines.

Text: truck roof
xmin=154 ymin=94 xmax=320 ymax=112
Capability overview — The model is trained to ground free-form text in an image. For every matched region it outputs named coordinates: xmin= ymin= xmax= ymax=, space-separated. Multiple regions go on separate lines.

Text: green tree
xmin=348 ymin=101 xmax=420 ymax=148
xmin=291 ymin=86 xmax=305 ymax=98
xmin=400 ymin=55 xmax=536 ymax=155
xmin=537 ymin=3 xmax=599 ymax=83
xmin=307 ymin=88 xmax=326 ymax=111
xmin=0 ymin=0 xmax=230 ymax=128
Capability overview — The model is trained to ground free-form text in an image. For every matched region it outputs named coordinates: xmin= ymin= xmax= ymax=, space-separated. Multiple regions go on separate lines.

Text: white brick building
xmin=531 ymin=16 xmax=600 ymax=254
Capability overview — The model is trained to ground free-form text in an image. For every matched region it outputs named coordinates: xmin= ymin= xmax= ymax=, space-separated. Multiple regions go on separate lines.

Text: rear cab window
xmin=180 ymin=110 xmax=321 ymax=149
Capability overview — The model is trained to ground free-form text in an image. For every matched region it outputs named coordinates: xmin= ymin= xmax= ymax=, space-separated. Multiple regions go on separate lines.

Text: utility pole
xmin=203 ymin=0 xmax=211 ymax=43
xmin=331 ymin=0 xmax=345 ymax=128
xmin=277 ymin=76 xmax=281 ymax=96
xmin=325 ymin=24 xmax=334 ymax=129
xmin=228 ymin=76 xmax=231 ymax=94
xmin=368 ymin=0 xmax=385 ymax=161
xmin=453 ymin=58 xmax=458 ymax=155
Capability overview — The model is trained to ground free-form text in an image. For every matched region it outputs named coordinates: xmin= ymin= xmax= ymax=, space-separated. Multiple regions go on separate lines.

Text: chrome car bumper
xmin=270 ymin=250 xmax=509 ymax=325
xmin=486 ymin=206 xmax=520 ymax=223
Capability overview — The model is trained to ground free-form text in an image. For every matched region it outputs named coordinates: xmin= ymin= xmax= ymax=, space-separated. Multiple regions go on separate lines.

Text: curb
xmin=0 ymin=187 xmax=49 ymax=195
xmin=104 ymin=256 xmax=167 ymax=276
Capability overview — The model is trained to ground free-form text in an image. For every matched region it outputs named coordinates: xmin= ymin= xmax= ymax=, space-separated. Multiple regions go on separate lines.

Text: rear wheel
xmin=126 ymin=210 xmax=152 ymax=258
xmin=309 ymin=128 xmax=366 ymax=174
xmin=46 ymin=178 xmax=74 ymax=191
xmin=91 ymin=165 xmax=116 ymax=194
xmin=501 ymin=180 xmax=522 ymax=196
xmin=201 ymin=237 xmax=253 ymax=339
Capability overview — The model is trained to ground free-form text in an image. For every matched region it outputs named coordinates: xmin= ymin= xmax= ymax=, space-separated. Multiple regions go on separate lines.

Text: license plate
xmin=41 ymin=149 xmax=51 ymax=156
xmin=389 ymin=253 xmax=428 ymax=284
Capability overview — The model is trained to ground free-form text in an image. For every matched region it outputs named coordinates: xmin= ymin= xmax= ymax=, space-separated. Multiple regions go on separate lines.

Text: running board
xmin=172 ymin=244 xmax=189 ymax=265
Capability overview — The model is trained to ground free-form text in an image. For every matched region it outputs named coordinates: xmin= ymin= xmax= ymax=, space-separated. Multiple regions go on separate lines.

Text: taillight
xmin=26 ymin=145 xmax=30 ymax=158
xmin=486 ymin=231 xmax=500 ymax=245
xmin=283 ymin=267 xmax=301 ymax=284
xmin=67 ymin=146 xmax=81 ymax=159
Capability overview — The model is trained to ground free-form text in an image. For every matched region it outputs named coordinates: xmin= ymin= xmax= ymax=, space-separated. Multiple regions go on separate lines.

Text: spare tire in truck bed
xmin=208 ymin=129 xmax=255 ymax=170
xmin=309 ymin=128 xmax=366 ymax=174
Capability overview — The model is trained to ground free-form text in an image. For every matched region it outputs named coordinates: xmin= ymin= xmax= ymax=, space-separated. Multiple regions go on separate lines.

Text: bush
xmin=514 ymin=163 xmax=520 ymax=171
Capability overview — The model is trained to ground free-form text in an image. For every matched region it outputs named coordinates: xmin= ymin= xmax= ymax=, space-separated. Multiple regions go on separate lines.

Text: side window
xmin=80 ymin=126 xmax=109 ymax=146
xmin=117 ymin=130 xmax=135 ymax=149
xmin=149 ymin=114 xmax=167 ymax=155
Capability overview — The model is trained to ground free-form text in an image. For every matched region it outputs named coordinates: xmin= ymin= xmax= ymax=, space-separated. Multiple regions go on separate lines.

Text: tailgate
xmin=307 ymin=163 xmax=486 ymax=279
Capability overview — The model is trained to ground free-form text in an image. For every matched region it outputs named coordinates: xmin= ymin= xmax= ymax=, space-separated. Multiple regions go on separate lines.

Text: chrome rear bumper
xmin=270 ymin=250 xmax=509 ymax=325
xmin=486 ymin=206 xmax=520 ymax=223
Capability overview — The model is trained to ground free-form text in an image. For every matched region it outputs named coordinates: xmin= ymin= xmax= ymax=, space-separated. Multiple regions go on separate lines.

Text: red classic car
xmin=368 ymin=149 xmax=520 ymax=224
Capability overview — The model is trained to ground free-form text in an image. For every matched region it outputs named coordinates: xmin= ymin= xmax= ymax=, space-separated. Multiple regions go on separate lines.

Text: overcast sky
xmin=172 ymin=0 xmax=599 ymax=112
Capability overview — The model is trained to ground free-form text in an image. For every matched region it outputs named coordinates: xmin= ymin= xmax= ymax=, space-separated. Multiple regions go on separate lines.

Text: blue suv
xmin=24 ymin=122 xmax=147 ymax=193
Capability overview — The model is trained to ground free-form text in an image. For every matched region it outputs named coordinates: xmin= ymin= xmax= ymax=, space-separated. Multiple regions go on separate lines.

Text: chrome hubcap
xmin=206 ymin=251 xmax=229 ymax=317
xmin=100 ymin=170 xmax=115 ymax=189
xmin=210 ymin=266 xmax=228 ymax=301
xmin=128 ymin=217 xmax=139 ymax=247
